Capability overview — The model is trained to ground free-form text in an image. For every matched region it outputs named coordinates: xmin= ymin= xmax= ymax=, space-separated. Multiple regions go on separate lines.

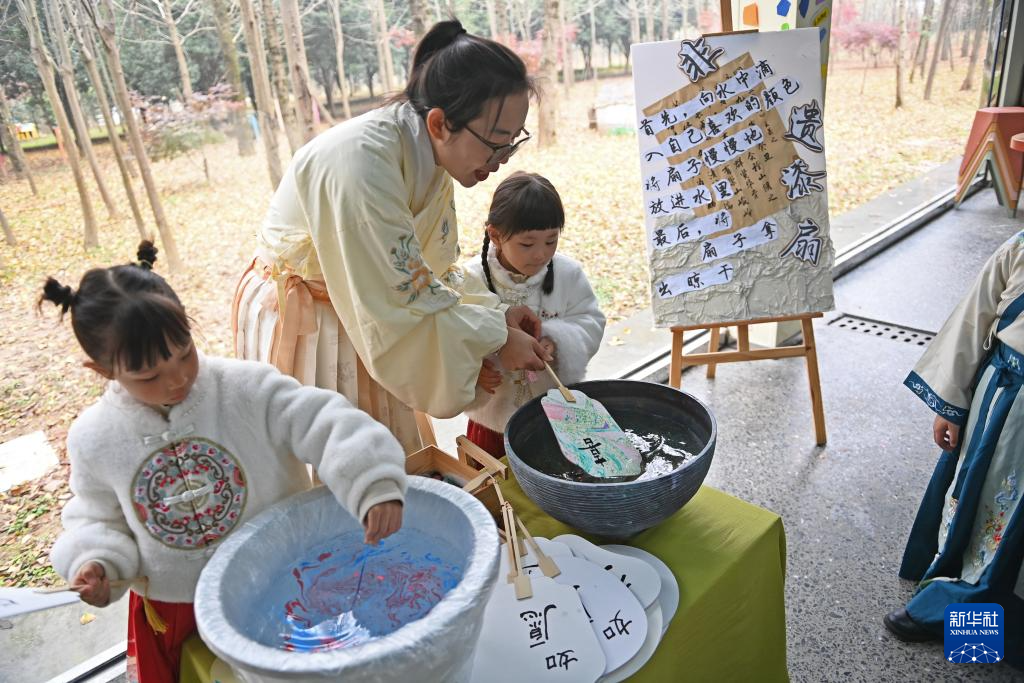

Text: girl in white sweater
xmin=464 ymin=172 xmax=606 ymax=456
xmin=41 ymin=242 xmax=407 ymax=683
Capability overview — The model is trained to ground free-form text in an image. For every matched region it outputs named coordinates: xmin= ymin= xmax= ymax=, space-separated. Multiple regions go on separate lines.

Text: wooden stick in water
xmin=544 ymin=362 xmax=576 ymax=403
xmin=516 ymin=516 xmax=561 ymax=578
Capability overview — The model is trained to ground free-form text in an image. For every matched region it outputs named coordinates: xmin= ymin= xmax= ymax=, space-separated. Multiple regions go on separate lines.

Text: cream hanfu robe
xmin=898 ymin=230 xmax=1024 ymax=661
xmin=232 ymin=102 xmax=508 ymax=453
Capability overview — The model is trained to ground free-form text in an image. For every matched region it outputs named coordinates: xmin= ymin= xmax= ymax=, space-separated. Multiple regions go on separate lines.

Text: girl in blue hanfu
xmin=43 ymin=242 xmax=407 ymax=683
xmin=463 ymin=172 xmax=606 ymax=456
xmin=232 ymin=20 xmax=550 ymax=454
xmin=886 ymin=230 xmax=1024 ymax=669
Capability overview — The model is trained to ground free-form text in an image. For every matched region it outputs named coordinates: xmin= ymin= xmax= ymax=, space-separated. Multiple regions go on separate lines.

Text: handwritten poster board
xmin=632 ymin=28 xmax=835 ymax=328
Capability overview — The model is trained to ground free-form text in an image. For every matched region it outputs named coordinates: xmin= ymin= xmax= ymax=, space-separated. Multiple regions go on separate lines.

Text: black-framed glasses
xmin=464 ymin=125 xmax=531 ymax=165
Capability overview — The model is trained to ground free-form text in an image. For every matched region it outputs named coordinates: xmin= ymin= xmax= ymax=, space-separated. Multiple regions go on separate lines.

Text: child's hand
xmin=539 ymin=337 xmax=556 ymax=360
xmin=477 ymin=358 xmax=502 ymax=394
xmin=71 ymin=561 xmax=111 ymax=607
xmin=505 ymin=306 xmax=542 ymax=339
xmin=933 ymin=415 xmax=961 ymax=451
xmin=363 ymin=501 xmax=403 ymax=545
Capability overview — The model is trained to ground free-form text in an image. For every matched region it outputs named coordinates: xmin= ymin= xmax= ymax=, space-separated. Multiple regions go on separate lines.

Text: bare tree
xmin=410 ymin=0 xmax=429 ymax=41
xmin=45 ymin=0 xmax=119 ymax=218
xmin=559 ymin=0 xmax=573 ymax=93
xmin=18 ymin=0 xmax=99 ymax=248
xmin=372 ymin=0 xmax=397 ymax=93
xmin=260 ymin=0 xmax=302 ymax=154
xmin=327 ymin=0 xmax=352 ymax=119
xmin=627 ymin=0 xmax=640 ymax=50
xmin=910 ymin=0 xmax=934 ymax=83
xmin=661 ymin=0 xmax=669 ymax=40
xmin=895 ymin=0 xmax=907 ymax=108
xmin=211 ymin=0 xmax=256 ymax=156
xmin=486 ymin=0 xmax=498 ymax=38
xmin=0 ymin=85 xmax=39 ymax=195
xmin=279 ymin=0 xmax=318 ymax=143
xmin=86 ymin=0 xmax=183 ymax=268
xmin=1 ymin=204 xmax=15 ymax=246
xmin=63 ymin=0 xmax=146 ymax=236
xmin=642 ymin=0 xmax=653 ymax=42
xmin=923 ymin=0 xmax=953 ymax=101
xmin=238 ymin=0 xmax=282 ymax=187
xmin=495 ymin=0 xmax=509 ymax=37
xmin=589 ymin=0 xmax=597 ymax=80
xmin=961 ymin=0 xmax=990 ymax=91
xmin=538 ymin=0 xmax=559 ymax=147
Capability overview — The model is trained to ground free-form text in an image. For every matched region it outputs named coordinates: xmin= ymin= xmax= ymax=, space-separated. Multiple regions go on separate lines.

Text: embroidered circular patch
xmin=132 ymin=438 xmax=247 ymax=550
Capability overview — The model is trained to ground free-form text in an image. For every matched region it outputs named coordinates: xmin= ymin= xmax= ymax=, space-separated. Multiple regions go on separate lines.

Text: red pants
xmin=126 ymin=592 xmax=196 ymax=683
xmin=466 ymin=420 xmax=506 ymax=461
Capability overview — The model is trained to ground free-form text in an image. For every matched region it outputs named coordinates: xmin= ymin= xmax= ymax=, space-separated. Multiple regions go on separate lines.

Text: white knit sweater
xmin=463 ymin=251 xmax=606 ymax=432
xmin=50 ymin=354 xmax=407 ymax=603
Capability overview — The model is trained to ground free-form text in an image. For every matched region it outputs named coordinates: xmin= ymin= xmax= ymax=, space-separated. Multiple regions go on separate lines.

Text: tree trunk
xmin=486 ymin=0 xmax=498 ymax=38
xmin=945 ymin=26 xmax=955 ymax=70
xmin=642 ymin=0 xmax=654 ymax=42
xmin=661 ymin=0 xmax=670 ymax=40
xmin=410 ymin=0 xmax=429 ymax=41
xmin=373 ymin=0 xmax=396 ymax=93
xmin=19 ymin=0 xmax=98 ymax=249
xmin=238 ymin=0 xmax=282 ymax=188
xmin=279 ymin=0 xmax=318 ymax=143
xmin=590 ymin=0 xmax=598 ymax=80
xmin=895 ymin=0 xmax=907 ymax=108
xmin=1 ymin=205 xmax=15 ymax=246
xmin=93 ymin=0 xmax=183 ymax=268
xmin=261 ymin=0 xmax=303 ymax=154
xmin=538 ymin=0 xmax=559 ymax=147
xmin=327 ymin=0 xmax=353 ymax=119
xmin=160 ymin=0 xmax=193 ymax=102
xmin=63 ymin=0 xmax=146 ymax=236
xmin=961 ymin=0 xmax=989 ymax=91
xmin=559 ymin=0 xmax=573 ymax=93
xmin=0 ymin=85 xmax=38 ymax=195
xmin=211 ymin=0 xmax=256 ymax=156
xmin=910 ymin=0 xmax=935 ymax=83
xmin=627 ymin=0 xmax=641 ymax=48
xmin=45 ymin=0 xmax=119 ymax=219
xmin=923 ymin=0 xmax=952 ymax=101
xmin=495 ymin=0 xmax=510 ymax=37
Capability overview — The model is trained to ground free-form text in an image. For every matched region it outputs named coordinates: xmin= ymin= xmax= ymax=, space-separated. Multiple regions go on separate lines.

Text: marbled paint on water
xmin=260 ymin=529 xmax=463 ymax=652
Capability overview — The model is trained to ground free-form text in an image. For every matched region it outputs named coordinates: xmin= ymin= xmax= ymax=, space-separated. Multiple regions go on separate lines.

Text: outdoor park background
xmin=0 ymin=0 xmax=1005 ymax=586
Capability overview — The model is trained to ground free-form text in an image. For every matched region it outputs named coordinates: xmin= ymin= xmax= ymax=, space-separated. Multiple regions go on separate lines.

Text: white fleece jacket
xmin=463 ymin=251 xmax=606 ymax=432
xmin=50 ymin=354 xmax=407 ymax=603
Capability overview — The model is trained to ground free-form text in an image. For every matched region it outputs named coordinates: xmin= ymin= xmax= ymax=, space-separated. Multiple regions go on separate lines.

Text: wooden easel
xmin=668 ymin=313 xmax=826 ymax=445
xmin=665 ymin=2 xmax=827 ymax=446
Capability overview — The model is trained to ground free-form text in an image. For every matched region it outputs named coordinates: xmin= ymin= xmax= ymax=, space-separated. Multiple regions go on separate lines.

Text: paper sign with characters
xmin=632 ymin=28 xmax=835 ymax=327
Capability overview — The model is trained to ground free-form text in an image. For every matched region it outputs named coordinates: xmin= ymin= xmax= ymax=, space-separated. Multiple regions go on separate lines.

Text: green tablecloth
xmin=498 ymin=475 xmax=789 ymax=682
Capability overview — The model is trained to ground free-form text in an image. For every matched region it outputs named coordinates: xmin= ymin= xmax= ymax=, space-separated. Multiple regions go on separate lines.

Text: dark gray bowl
xmin=504 ymin=380 xmax=717 ymax=539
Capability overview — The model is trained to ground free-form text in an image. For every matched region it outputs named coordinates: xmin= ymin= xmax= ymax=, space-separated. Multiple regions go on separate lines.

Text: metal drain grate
xmin=828 ymin=314 xmax=935 ymax=346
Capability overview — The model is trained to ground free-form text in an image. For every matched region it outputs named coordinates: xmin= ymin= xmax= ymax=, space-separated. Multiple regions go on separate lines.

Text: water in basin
xmin=252 ymin=528 xmax=464 ymax=653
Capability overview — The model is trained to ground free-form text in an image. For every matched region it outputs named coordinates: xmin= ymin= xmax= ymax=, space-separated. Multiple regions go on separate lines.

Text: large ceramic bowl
xmin=505 ymin=380 xmax=716 ymax=539
xmin=195 ymin=477 xmax=499 ymax=683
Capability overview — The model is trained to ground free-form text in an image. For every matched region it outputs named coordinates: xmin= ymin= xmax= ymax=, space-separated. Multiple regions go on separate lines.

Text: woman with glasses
xmin=232 ymin=20 xmax=548 ymax=453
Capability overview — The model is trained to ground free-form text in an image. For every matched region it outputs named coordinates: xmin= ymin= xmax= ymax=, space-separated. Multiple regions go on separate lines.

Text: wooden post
xmin=706 ymin=326 xmax=721 ymax=378
xmin=720 ymin=0 xmax=733 ymax=33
